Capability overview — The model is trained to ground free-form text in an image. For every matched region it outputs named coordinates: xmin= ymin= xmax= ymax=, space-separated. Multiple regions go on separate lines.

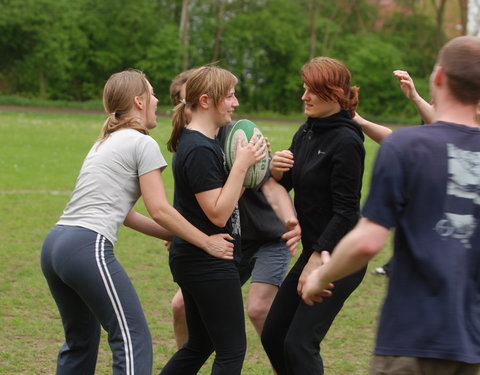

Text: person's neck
xmin=186 ymin=115 xmax=218 ymax=138
xmin=435 ymin=102 xmax=480 ymax=128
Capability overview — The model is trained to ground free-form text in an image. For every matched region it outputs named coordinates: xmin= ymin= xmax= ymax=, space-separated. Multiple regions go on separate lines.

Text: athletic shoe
xmin=371 ymin=267 xmax=387 ymax=276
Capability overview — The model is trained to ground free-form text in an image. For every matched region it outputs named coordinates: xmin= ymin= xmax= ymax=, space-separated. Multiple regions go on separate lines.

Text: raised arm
xmin=393 ymin=70 xmax=435 ymax=124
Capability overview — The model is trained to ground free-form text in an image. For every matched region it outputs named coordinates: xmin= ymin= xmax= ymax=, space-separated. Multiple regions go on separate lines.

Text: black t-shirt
xmin=169 ymin=128 xmax=241 ymax=282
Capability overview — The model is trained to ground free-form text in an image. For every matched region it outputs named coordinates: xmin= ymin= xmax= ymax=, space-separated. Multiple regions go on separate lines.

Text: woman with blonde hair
xmin=160 ymin=66 xmax=266 ymax=375
xmin=41 ymin=69 xmax=234 ymax=375
xmin=261 ymin=57 xmax=366 ymax=374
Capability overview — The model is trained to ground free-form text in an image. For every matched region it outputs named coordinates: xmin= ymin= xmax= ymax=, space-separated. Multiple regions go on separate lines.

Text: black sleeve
xmin=183 ymin=145 xmax=225 ymax=194
xmin=312 ymin=135 xmax=365 ymax=253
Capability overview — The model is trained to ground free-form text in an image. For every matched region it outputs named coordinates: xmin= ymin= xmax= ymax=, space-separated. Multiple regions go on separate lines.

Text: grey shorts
xmin=370 ymin=355 xmax=480 ymax=375
xmin=238 ymin=239 xmax=292 ymax=287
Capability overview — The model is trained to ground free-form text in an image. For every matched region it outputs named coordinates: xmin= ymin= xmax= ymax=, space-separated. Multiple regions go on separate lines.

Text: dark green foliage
xmin=0 ymin=0 xmax=443 ymax=120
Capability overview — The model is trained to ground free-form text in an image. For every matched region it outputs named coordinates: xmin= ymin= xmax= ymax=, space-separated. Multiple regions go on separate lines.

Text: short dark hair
xmin=438 ymin=36 xmax=480 ymax=105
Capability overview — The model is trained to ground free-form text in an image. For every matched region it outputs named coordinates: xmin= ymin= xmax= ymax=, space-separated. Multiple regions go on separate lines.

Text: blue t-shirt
xmin=169 ymin=129 xmax=241 ymax=282
xmin=362 ymin=122 xmax=480 ymax=363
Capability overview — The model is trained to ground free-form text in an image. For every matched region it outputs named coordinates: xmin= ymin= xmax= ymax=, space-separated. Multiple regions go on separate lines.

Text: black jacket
xmin=280 ymin=110 xmax=365 ymax=258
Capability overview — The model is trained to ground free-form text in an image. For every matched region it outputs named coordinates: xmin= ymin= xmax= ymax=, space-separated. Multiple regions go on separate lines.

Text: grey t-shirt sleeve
xmin=136 ymin=135 xmax=168 ymax=176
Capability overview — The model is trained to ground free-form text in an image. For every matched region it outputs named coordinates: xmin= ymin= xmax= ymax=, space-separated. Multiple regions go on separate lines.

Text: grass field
xmin=0 ymin=110 xmax=392 ymax=374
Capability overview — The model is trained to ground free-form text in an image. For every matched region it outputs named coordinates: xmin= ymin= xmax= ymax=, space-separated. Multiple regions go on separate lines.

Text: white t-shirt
xmin=58 ymin=129 xmax=167 ymax=244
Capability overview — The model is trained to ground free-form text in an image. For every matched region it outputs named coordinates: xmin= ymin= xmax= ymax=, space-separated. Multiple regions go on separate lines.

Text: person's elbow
xmin=357 ymin=238 xmax=382 ymax=258
xmin=148 ymin=201 xmax=173 ymax=225
xmin=350 ymin=219 xmax=388 ymax=258
xmin=209 ymin=214 xmax=229 ymax=228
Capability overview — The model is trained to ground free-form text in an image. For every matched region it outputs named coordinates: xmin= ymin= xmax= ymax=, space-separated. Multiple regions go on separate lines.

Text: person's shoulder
xmin=386 ymin=122 xmax=449 ymax=144
xmin=178 ymin=130 xmax=219 ymax=157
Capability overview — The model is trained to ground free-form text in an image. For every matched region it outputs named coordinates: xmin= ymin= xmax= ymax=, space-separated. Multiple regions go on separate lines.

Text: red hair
xmin=302 ymin=57 xmax=359 ymax=117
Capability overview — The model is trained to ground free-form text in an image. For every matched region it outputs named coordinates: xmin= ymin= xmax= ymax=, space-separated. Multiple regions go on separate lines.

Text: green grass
xmin=0 ymin=110 xmax=392 ymax=374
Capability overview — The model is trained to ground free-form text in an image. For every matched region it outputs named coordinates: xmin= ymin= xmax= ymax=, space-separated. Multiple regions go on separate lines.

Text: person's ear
xmin=134 ymin=96 xmax=144 ymax=110
xmin=432 ymin=65 xmax=444 ymax=87
xmin=198 ymin=94 xmax=209 ymax=109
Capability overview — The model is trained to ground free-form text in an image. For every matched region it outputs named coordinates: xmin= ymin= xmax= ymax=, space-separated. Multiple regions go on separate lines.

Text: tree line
xmin=0 ymin=0 xmax=461 ymax=119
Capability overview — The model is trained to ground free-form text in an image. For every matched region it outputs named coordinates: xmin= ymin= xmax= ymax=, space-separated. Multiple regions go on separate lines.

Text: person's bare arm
xmin=393 ymin=70 xmax=435 ymax=124
xmin=260 ymin=177 xmax=301 ymax=254
xmin=354 ymin=112 xmax=392 ymax=144
xmin=140 ymin=169 xmax=234 ymax=259
xmin=123 ymin=208 xmax=172 ymax=241
xmin=301 ymin=218 xmax=389 ymax=305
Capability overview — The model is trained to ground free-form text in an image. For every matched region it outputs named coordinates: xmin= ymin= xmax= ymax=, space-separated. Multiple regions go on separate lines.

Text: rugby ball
xmin=224 ymin=119 xmax=269 ymax=188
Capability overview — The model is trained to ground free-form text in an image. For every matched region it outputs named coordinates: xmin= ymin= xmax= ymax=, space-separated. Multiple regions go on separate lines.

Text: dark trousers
xmin=160 ymin=278 xmax=246 ymax=375
xmin=41 ymin=225 xmax=153 ymax=375
xmin=261 ymin=254 xmax=366 ymax=375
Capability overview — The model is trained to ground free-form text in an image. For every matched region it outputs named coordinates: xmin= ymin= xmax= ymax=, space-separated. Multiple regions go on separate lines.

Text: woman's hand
xmin=297 ymin=251 xmax=329 ymax=296
xmin=270 ymin=149 xmax=294 ymax=181
xmin=301 ymin=265 xmax=334 ymax=306
xmin=202 ymin=233 xmax=235 ymax=259
xmin=393 ymin=70 xmax=420 ymax=102
xmin=282 ymin=218 xmax=301 ymax=256
xmin=234 ymin=134 xmax=267 ymax=170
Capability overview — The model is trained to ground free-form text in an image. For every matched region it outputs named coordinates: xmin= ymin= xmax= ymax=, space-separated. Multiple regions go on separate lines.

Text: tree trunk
xmin=308 ymin=0 xmax=318 ymax=59
xmin=212 ymin=0 xmax=227 ymax=62
xmin=429 ymin=0 xmax=448 ymax=50
xmin=179 ymin=0 xmax=190 ymax=71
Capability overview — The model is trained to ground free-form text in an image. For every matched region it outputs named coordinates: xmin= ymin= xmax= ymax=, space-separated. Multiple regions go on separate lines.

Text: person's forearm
xmin=359 ymin=120 xmax=392 ymax=144
xmin=149 ymin=202 xmax=212 ymax=249
xmin=411 ymin=94 xmax=435 ymax=124
xmin=260 ymin=177 xmax=296 ymax=226
xmin=320 ymin=218 xmax=388 ymax=282
xmin=124 ymin=209 xmax=172 ymax=241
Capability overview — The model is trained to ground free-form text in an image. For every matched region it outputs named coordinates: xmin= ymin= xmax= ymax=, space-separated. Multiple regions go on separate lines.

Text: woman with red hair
xmin=261 ymin=57 xmax=366 ymax=374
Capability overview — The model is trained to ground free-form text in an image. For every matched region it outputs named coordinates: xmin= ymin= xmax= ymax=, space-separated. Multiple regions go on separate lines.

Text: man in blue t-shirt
xmin=300 ymin=36 xmax=480 ymax=375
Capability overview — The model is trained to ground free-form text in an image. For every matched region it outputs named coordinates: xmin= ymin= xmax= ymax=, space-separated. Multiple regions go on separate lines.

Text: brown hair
xmin=99 ymin=69 xmax=151 ymax=142
xmin=167 ymin=65 xmax=238 ymax=152
xmin=169 ymin=69 xmax=197 ymax=106
xmin=301 ymin=57 xmax=359 ymax=117
xmin=437 ymin=36 xmax=480 ymax=105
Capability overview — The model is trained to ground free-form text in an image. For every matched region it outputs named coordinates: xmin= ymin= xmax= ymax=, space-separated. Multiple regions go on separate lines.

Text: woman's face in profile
xmin=301 ymin=83 xmax=340 ymax=118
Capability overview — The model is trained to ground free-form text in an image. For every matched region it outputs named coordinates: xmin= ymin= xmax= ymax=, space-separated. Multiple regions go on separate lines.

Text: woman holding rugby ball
xmin=261 ymin=57 xmax=366 ymax=375
xmin=160 ymin=66 xmax=266 ymax=375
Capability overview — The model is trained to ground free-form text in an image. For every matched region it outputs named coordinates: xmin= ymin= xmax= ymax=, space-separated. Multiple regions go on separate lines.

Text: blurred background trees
xmin=0 ymin=0 xmax=471 ymax=120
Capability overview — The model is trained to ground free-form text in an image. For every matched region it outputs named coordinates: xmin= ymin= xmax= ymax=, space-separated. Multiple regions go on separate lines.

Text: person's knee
xmin=247 ymin=300 xmax=269 ymax=324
